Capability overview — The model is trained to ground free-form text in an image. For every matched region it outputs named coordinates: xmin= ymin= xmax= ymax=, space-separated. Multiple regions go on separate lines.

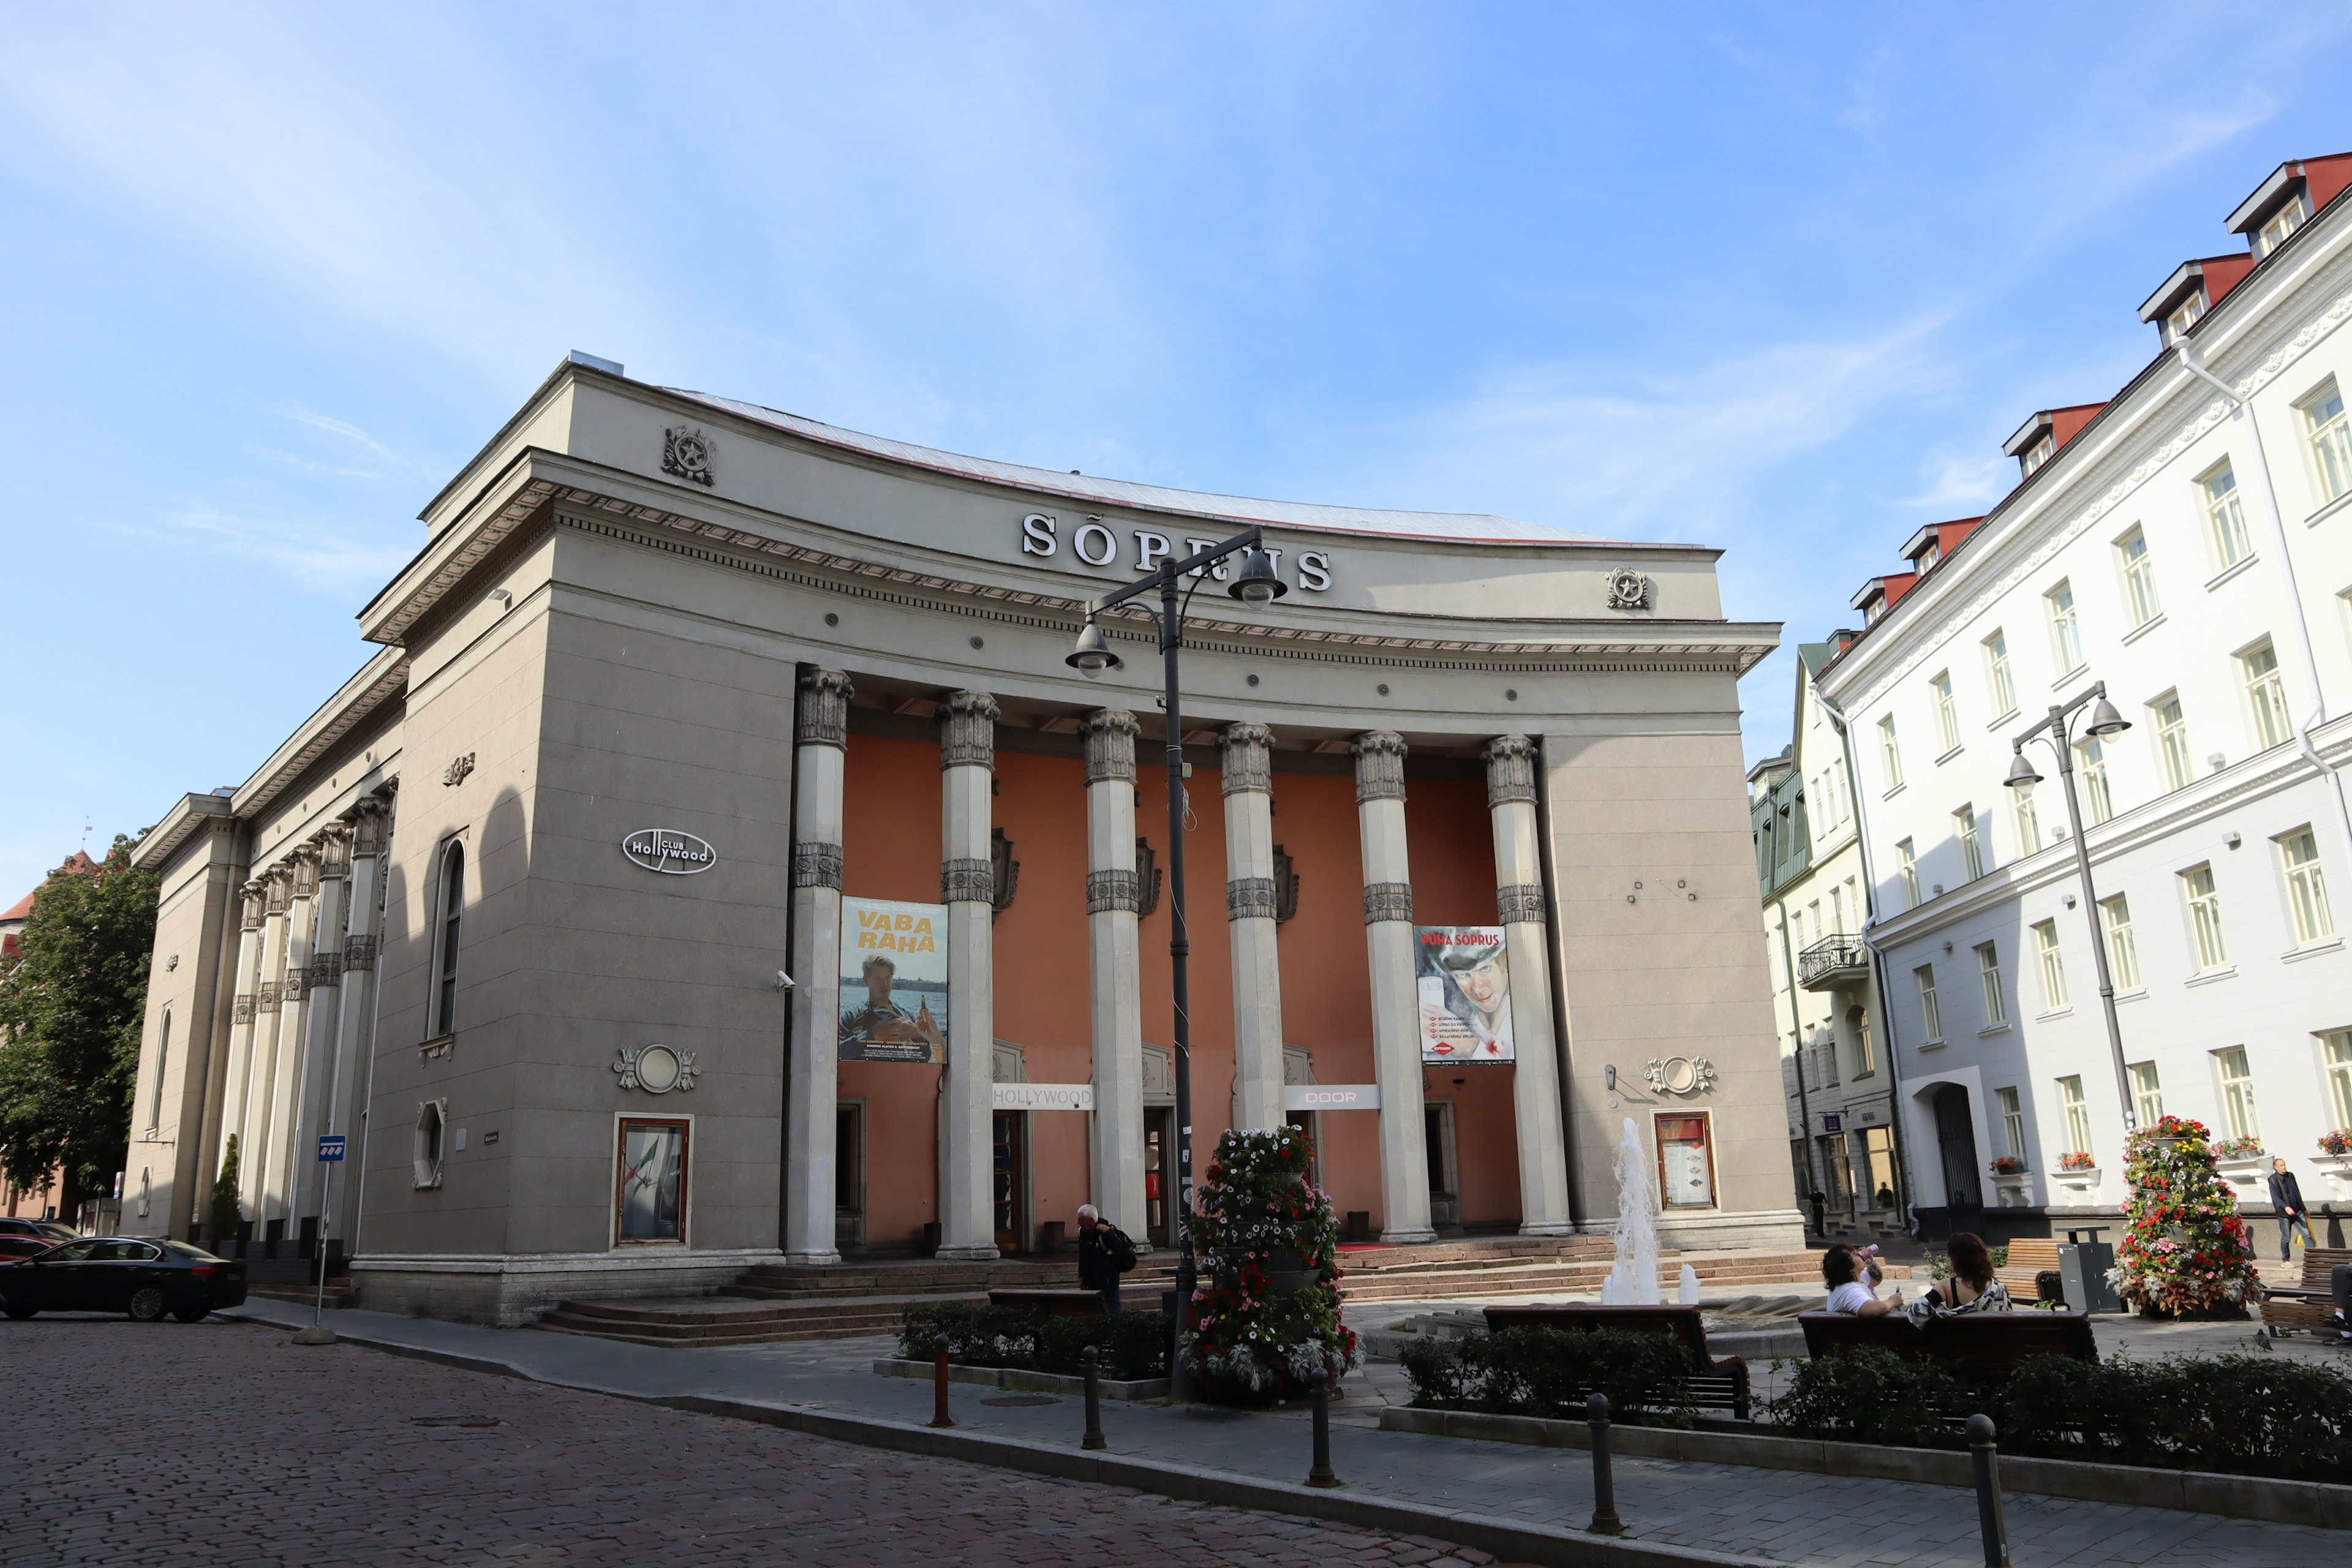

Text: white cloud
xmin=134 ymin=501 xmax=412 ymax=595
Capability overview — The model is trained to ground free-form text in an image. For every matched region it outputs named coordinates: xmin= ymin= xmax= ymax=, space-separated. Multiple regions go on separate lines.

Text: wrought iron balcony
xmin=1798 ymin=933 xmax=1871 ymax=992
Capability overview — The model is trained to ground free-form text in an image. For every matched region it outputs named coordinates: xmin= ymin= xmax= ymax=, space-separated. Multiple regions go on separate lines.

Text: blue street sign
xmin=317 ymin=1134 xmax=347 ymax=1163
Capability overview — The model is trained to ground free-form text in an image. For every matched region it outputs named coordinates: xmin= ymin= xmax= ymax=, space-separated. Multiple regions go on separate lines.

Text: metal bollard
xmin=1587 ymin=1392 xmax=1624 ymax=1534
xmin=1305 ymin=1368 xmax=1342 ymax=1487
xmin=1081 ymin=1345 xmax=1107 ymax=1450
xmin=1967 ymin=1414 xmax=2011 ymax=1567
xmin=929 ymin=1332 xmax=955 ymax=1429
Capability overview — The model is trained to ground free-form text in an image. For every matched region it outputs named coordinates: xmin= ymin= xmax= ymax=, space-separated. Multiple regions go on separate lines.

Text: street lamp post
xmin=1066 ymin=526 xmax=1287 ymax=1402
xmin=2004 ymin=682 xmax=2137 ymax=1134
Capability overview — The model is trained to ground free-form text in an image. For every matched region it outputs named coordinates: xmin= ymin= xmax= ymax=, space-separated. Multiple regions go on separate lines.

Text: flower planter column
xmin=1355 ymin=731 xmax=1434 ymax=1244
xmin=1485 ymin=736 xmax=1574 ymax=1236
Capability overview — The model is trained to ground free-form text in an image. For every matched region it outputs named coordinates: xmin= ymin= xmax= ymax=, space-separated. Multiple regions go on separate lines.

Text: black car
xmin=0 ymin=1238 xmax=247 ymax=1322
xmin=0 ymin=1219 xmax=78 ymax=1264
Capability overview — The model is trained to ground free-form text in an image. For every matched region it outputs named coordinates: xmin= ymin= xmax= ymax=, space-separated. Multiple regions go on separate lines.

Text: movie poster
xmin=839 ymin=897 xmax=950 ymax=1063
xmin=1414 ymin=926 xmax=1515 ymax=1063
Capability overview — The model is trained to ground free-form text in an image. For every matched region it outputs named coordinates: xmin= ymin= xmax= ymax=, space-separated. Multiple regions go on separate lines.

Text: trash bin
xmin=2057 ymin=1226 xmax=2122 ymax=1313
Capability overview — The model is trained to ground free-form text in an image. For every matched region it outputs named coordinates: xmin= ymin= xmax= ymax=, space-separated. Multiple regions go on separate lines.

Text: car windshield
xmin=162 ymin=1242 xmax=221 ymax=1262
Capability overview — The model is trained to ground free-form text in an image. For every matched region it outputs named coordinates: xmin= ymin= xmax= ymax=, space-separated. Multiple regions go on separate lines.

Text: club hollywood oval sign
xmin=621 ymin=828 xmax=719 ymax=876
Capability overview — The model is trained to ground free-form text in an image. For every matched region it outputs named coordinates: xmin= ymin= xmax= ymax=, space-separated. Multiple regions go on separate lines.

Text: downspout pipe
xmin=1771 ymin=893 xmax=1818 ymax=1230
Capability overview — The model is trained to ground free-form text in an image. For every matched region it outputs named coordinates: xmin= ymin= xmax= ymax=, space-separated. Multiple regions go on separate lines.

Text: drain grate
xmin=410 ymin=1415 xmax=502 ymax=1428
xmin=980 ymin=1394 xmax=1061 ymax=1407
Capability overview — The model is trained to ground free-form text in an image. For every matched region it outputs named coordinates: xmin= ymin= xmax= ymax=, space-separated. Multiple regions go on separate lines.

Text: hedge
xmin=897 ymin=1302 xmax=1171 ymax=1382
xmin=1400 ymin=1326 xmax=1698 ymax=1428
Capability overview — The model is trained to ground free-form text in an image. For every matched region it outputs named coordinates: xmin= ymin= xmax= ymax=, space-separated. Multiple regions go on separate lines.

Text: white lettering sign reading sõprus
xmin=622 ymin=829 xmax=719 ymax=875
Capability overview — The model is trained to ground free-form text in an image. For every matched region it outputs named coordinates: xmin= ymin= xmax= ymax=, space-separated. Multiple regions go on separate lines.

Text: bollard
xmin=1305 ymin=1367 xmax=1342 ymax=1487
xmin=1587 ymin=1392 xmax=1624 ymax=1534
xmin=1081 ymin=1345 xmax=1107 ymax=1450
xmin=1967 ymin=1414 xmax=2011 ymax=1567
xmin=929 ymin=1332 xmax=955 ymax=1429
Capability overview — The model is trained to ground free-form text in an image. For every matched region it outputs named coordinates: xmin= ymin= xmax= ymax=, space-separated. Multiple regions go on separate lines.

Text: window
xmin=2241 ymin=641 xmax=2292 ymax=751
xmin=1878 ymin=715 xmax=1902 ymax=790
xmin=1853 ymin=1006 xmax=1875 ymax=1076
xmin=2182 ymin=863 xmax=2229 ymax=970
xmin=2058 ymin=1076 xmax=2093 ymax=1161
xmin=2306 ymin=379 xmax=2351 ymax=504
xmin=1931 ymin=671 xmax=1960 ymax=753
xmin=1975 ymin=941 xmax=2006 ymax=1027
xmin=2021 ymin=432 xmax=2055 ymax=475
xmin=2046 ymin=581 xmax=2083 ymax=673
xmin=2256 ymin=194 xmax=2307 ymax=257
xmin=2128 ymin=1061 xmax=2165 ymax=1128
xmin=432 ymin=840 xmax=464 ymax=1038
xmin=2164 ymin=290 xmax=2206 ymax=343
xmin=1916 ymin=965 xmax=1942 ymax=1042
xmin=2077 ymin=737 xmax=2114 ymax=825
xmin=1983 ymin=630 xmax=2016 ymax=717
xmin=2201 ymin=462 xmax=2252 ymax=569
xmin=2116 ymin=527 xmax=2160 ymax=627
xmin=617 ymin=1117 xmax=691 ymax=1243
xmin=1830 ymin=884 xmax=1845 ymax=934
xmin=147 ymin=1009 xmax=170 ymax=1133
xmin=1997 ymin=1087 xmax=2026 ymax=1161
xmin=2100 ymin=894 xmax=2142 ymax=990
xmin=1956 ymin=805 xmax=1985 ymax=881
xmin=2012 ymin=783 xmax=2041 ymax=855
xmin=2034 ymin=920 xmax=2068 ymax=1011
xmin=2323 ymin=1031 xmax=2352 ymax=1132
xmin=2154 ymin=695 xmax=2193 ymax=791
xmin=2214 ymin=1046 xmax=2261 ymax=1145
xmin=413 ymin=1099 xmax=448 ymax=1189
xmin=1918 ymin=538 xmax=1943 ymax=570
xmin=2279 ymin=828 xmax=2334 ymax=944
xmin=1898 ymin=839 xmax=1920 ymax=907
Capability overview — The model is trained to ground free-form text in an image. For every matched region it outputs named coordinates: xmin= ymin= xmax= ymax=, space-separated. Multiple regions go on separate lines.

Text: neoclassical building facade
xmin=124 ymin=355 xmax=1794 ymax=1322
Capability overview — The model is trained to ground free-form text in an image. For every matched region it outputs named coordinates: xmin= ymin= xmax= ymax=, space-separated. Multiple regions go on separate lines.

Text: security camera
xmin=775 ymin=970 xmax=796 ymax=992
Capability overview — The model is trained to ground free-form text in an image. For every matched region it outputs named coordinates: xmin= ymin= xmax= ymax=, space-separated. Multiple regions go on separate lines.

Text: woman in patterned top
xmin=1908 ymin=1231 xmax=2011 ymax=1324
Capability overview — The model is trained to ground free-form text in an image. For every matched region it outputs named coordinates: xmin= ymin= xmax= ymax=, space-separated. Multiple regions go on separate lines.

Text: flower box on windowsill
xmin=2215 ymin=1155 xmax=2269 ymax=1195
xmin=2051 ymin=1164 xmax=2101 ymax=1200
xmin=1991 ymin=1172 xmax=2034 ymax=1208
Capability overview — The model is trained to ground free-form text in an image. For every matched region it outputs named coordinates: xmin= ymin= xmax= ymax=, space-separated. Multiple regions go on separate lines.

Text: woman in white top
xmin=1822 ymin=1243 xmax=1902 ymax=1316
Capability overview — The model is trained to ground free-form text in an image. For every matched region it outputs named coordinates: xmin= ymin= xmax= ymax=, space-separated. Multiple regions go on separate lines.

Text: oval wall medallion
xmin=616 ymin=1042 xmax=698 ymax=1093
xmin=1643 ymin=1055 xmax=1717 ymax=1096
xmin=622 ymin=829 xmax=718 ymax=875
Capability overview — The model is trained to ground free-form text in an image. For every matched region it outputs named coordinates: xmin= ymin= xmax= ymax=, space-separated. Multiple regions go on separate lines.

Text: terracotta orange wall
xmin=839 ymin=732 xmax=946 ymax=1250
xmin=1136 ymin=752 xmax=1238 ymax=1200
xmin=991 ymin=748 xmax=1095 ymax=1246
xmin=1268 ymin=772 xmax=1383 ymax=1226
xmin=1406 ymin=778 xmax=1520 ymax=1227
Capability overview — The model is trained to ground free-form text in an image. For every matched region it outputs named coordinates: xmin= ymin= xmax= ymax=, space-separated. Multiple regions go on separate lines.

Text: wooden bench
xmin=1482 ymin=1303 xmax=1751 ymax=1420
xmin=2255 ymin=1248 xmax=2351 ymax=1335
xmin=1801 ymin=1309 xmax=2098 ymax=1377
xmin=1992 ymin=1238 xmax=2064 ymax=1300
xmin=987 ymin=1288 xmax=1103 ymax=1319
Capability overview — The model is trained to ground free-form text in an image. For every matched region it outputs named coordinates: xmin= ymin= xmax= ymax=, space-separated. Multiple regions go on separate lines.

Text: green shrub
xmin=897 ymin=1302 xmax=1170 ymax=1382
xmin=206 ymin=1134 xmax=243 ymax=1245
xmin=1767 ymin=1345 xmax=1972 ymax=1449
xmin=1400 ymin=1327 xmax=1697 ymax=1428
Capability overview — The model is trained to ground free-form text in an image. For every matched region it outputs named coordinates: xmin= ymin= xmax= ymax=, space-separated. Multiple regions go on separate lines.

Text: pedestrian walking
xmin=1808 ymin=1187 xmax=1827 ymax=1237
xmin=2267 ymin=1158 xmax=2315 ymax=1263
xmin=1076 ymin=1204 xmax=1136 ymax=1314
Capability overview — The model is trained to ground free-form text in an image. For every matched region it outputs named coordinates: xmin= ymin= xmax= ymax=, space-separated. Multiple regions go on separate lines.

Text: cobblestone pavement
xmin=0 ymin=1318 xmax=1521 ymax=1568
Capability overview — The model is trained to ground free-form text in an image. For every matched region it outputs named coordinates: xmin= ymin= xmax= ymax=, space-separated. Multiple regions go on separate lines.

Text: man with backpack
xmin=1076 ymin=1204 xmax=1136 ymax=1314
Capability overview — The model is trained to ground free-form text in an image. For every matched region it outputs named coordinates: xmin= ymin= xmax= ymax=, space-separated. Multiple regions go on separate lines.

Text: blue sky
xmin=2 ymin=4 xmax=2348 ymax=900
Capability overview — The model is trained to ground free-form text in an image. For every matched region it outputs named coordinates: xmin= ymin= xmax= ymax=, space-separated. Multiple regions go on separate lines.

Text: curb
xmin=871 ymin=1357 xmax=1170 ymax=1400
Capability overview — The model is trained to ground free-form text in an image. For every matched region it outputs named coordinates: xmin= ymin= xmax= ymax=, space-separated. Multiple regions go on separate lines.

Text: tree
xmin=2113 ymin=1115 xmax=2258 ymax=1317
xmin=207 ymin=1134 xmax=243 ymax=1242
xmin=0 ymin=837 xmax=159 ymax=1216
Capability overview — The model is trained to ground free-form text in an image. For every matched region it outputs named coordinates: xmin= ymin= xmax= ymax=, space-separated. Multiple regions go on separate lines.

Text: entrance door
xmin=1143 ymin=1107 xmax=1173 ymax=1248
xmin=1424 ymin=1102 xmax=1460 ymax=1230
xmin=992 ymin=1110 xmax=1025 ymax=1254
xmin=834 ymin=1102 xmax=865 ymax=1253
xmin=1932 ymin=1085 xmax=1983 ymax=1235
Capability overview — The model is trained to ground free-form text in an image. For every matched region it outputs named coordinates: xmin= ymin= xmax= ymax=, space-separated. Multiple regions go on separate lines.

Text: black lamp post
xmin=1066 ymin=525 xmax=1286 ymax=1401
xmin=2004 ymin=682 xmax=2136 ymax=1133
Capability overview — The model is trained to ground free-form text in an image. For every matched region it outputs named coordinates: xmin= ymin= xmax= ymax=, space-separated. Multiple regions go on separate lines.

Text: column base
xmin=933 ymin=1244 xmax=1000 ymax=1262
xmin=784 ymin=1250 xmax=843 ymax=1268
xmin=1518 ymin=1221 xmax=1578 ymax=1238
xmin=1377 ymin=1227 xmax=1437 ymax=1245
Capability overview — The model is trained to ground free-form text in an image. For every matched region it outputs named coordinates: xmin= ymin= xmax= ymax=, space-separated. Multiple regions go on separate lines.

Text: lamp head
xmin=1065 ymin=620 xmax=1122 ymax=680
xmin=2003 ymin=750 xmax=2043 ymax=790
xmin=2085 ymin=696 xmax=2130 ymax=736
xmin=1227 ymin=547 xmax=1287 ymax=607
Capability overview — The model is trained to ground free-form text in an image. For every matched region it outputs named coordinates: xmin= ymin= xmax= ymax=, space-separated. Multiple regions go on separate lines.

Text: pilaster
xmin=1486 ymin=736 xmax=1574 ymax=1235
xmin=1354 ymin=731 xmax=1434 ymax=1243
xmin=215 ymin=878 xmax=269 ymax=1222
xmin=292 ymin=829 xmax=350 ymax=1224
xmin=937 ymin=690 xmax=1000 ymax=1261
xmin=786 ymin=668 xmax=851 ymax=1265
xmin=1221 ymin=723 xmax=1286 ymax=1132
xmin=325 ymin=794 xmax=392 ymax=1243
xmin=241 ymin=865 xmax=294 ymax=1213
xmin=1081 ymin=709 xmax=1148 ymax=1238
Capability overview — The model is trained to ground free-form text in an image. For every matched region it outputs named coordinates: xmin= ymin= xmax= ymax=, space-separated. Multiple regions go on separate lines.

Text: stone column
xmin=215 ymin=877 xmax=268 ymax=1227
xmin=1486 ymin=737 xmax=1574 ymax=1235
xmin=260 ymin=845 xmax=320 ymax=1221
xmin=1355 ymin=732 xmax=1434 ymax=1243
xmin=240 ymin=865 xmax=293 ymax=1215
xmin=326 ymin=795 xmax=392 ymax=1243
xmin=1082 ymin=709 xmax=1148 ymax=1240
xmin=291 ymin=825 xmax=351 ymax=1224
xmin=785 ymin=668 xmax=853 ymax=1266
xmin=937 ymin=690 xmax=1000 ymax=1261
xmin=1222 ymin=723 xmax=1286 ymax=1133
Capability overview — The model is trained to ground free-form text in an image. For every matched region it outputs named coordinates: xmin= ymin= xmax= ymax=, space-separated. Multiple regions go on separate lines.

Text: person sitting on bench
xmin=2334 ymin=1262 xmax=2351 ymax=1346
xmin=1908 ymin=1231 xmax=2011 ymax=1325
xmin=1823 ymin=1243 xmax=1902 ymax=1317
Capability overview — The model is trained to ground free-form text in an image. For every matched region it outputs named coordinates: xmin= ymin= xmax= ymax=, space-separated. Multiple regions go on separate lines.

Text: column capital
xmin=938 ymin=690 xmax=1000 ymax=771
xmin=1352 ymin=731 xmax=1409 ymax=803
xmin=796 ymin=668 xmax=855 ymax=749
xmin=315 ymin=823 xmax=353 ymax=879
xmin=1082 ymin=709 xmax=1140 ymax=784
xmin=346 ymin=794 xmax=394 ymax=857
xmin=287 ymin=844 xmax=320 ymax=898
xmin=1219 ymin=723 xmax=1275 ymax=796
xmin=239 ymin=880 xmax=268 ymax=930
xmin=1484 ymin=735 xmax=1539 ymax=807
xmin=263 ymin=867 xmax=293 ymax=915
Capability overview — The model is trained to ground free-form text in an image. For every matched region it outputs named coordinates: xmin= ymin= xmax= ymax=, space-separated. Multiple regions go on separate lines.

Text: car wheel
xmin=172 ymin=1305 xmax=209 ymax=1323
xmin=4 ymin=1303 xmax=37 ymax=1320
xmin=127 ymin=1286 xmax=170 ymax=1323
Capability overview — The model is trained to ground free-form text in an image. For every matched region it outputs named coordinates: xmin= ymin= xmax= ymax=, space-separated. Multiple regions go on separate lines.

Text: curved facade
xmin=123 ymin=356 xmax=1794 ymax=1322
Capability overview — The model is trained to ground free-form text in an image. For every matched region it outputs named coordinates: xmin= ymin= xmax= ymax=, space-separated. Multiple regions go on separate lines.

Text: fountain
xmin=1598 ymin=1116 xmax=1662 ymax=1305
xmin=1678 ymin=1263 xmax=1702 ymax=1305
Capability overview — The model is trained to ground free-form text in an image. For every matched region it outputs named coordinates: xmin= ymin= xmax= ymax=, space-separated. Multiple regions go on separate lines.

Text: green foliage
xmin=208 ymin=1134 xmax=244 ymax=1241
xmin=2114 ymin=1117 xmax=2257 ymax=1316
xmin=1400 ymin=1327 xmax=1698 ymax=1428
xmin=1183 ymin=1125 xmax=1355 ymax=1393
xmin=897 ymin=1302 xmax=1170 ymax=1382
xmin=1926 ymin=1243 xmax=2008 ymax=1282
xmin=0 ymin=839 xmax=159 ymax=1204
xmin=1771 ymin=1349 xmax=2352 ymax=1482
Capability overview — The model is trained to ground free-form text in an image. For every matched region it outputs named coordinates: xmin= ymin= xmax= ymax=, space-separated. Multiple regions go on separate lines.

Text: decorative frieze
xmin=795 ymin=668 xmax=854 ymax=749
xmin=1219 ymin=723 xmax=1275 ymax=796
xmin=1087 ymin=868 xmax=1143 ymax=915
xmin=239 ymin=881 xmax=268 ymax=930
xmin=283 ymin=967 xmax=311 ymax=1003
xmin=1352 ymin=731 xmax=1409 ymax=803
xmin=1362 ymin=881 xmax=1414 ymax=925
xmin=1484 ymin=736 xmax=1539 ymax=807
xmin=941 ymin=856 xmax=995 ymax=905
xmin=938 ymin=690 xmax=1000 ymax=771
xmin=308 ymin=954 xmax=342 ymax=989
xmin=792 ymin=841 xmax=845 ymax=890
xmin=233 ymin=993 xmax=255 ymax=1023
xmin=1082 ymin=708 xmax=1140 ymax=784
xmin=257 ymin=981 xmax=282 ymax=1014
xmin=1498 ymin=883 xmax=1548 ymax=925
xmin=1227 ymin=876 xmax=1279 ymax=921
xmin=342 ymin=935 xmax=378 ymax=972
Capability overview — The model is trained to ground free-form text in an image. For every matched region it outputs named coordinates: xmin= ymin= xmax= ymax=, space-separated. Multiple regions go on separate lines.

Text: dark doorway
xmin=835 ymin=1102 xmax=864 ymax=1252
xmin=1144 ymin=1107 xmax=1173 ymax=1248
xmin=992 ymin=1110 xmax=1026 ymax=1254
xmin=1284 ymin=1110 xmax=1322 ymax=1188
xmin=1931 ymin=1085 xmax=1983 ymax=1240
xmin=1424 ymin=1102 xmax=1460 ymax=1230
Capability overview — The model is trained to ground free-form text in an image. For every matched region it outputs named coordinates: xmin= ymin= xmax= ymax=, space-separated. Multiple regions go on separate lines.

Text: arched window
xmin=434 ymin=841 xmax=465 ymax=1037
xmin=148 ymin=1009 xmax=171 ymax=1131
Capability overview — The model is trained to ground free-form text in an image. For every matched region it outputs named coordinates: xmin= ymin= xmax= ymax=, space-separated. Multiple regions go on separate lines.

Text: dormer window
xmin=2256 ymin=193 xmax=2309 ymax=257
xmin=2020 ymin=432 xmax=2055 ymax=476
xmin=1918 ymin=540 xmax=1941 ymax=571
xmin=2164 ymin=289 xmax=2207 ymax=344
